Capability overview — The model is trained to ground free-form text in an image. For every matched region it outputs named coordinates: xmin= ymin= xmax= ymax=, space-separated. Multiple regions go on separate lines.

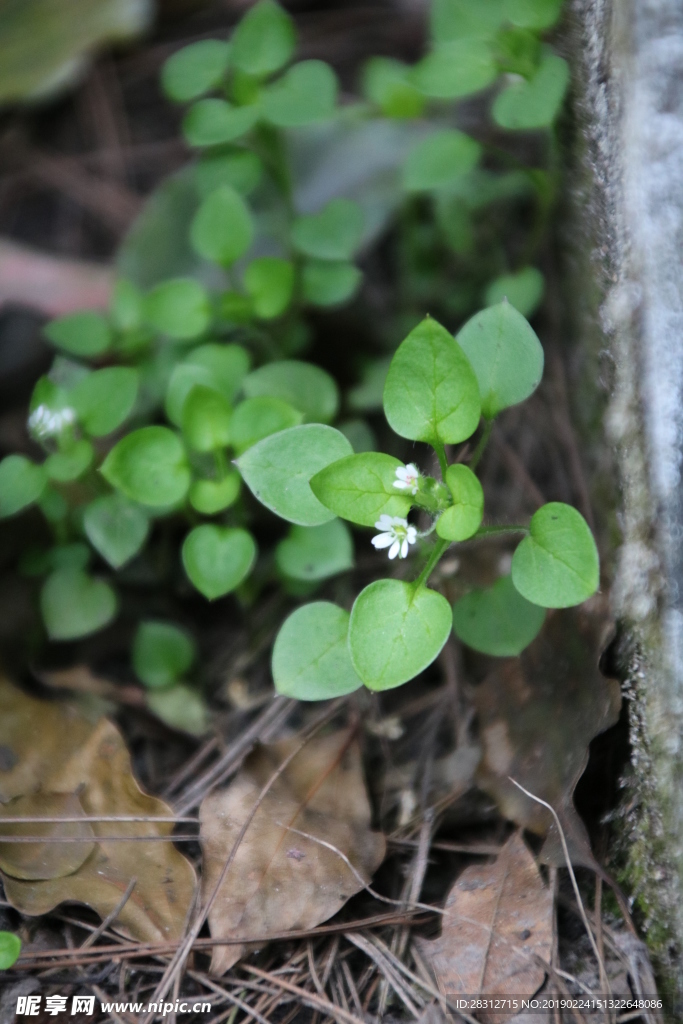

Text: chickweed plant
xmin=0 ymin=0 xmax=586 ymax=715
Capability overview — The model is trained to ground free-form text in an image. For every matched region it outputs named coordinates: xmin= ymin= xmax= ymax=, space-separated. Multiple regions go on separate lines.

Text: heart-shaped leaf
xmin=101 ymin=426 xmax=191 ymax=508
xmin=237 ymin=425 xmax=352 ymax=525
xmin=349 ymin=579 xmax=452 ymax=690
xmin=190 ymin=185 xmax=253 ymax=267
xmin=275 ymin=520 xmax=353 ymax=582
xmin=511 ymin=503 xmax=600 ymax=608
xmin=403 ymin=129 xmax=482 ymax=192
xmin=182 ymin=386 xmax=232 ymax=452
xmin=183 ymin=99 xmax=258 ymax=147
xmin=231 ymin=0 xmax=295 ymax=77
xmin=45 ymin=439 xmax=94 ymax=482
xmin=0 ymin=932 xmax=20 ymax=969
xmin=133 ymin=621 xmax=195 ymax=689
xmin=182 ymin=525 xmax=256 ymax=599
xmin=272 ymin=602 xmax=362 ymax=699
xmin=40 ymin=569 xmax=117 ymax=641
xmin=430 ymin=0 xmax=505 ymax=42
xmin=291 ymin=199 xmax=364 ymax=261
xmin=189 ymin=472 xmax=241 ymax=514
xmin=456 ymin=301 xmax=544 ymax=418
xmin=310 ymin=452 xmax=412 ymax=527
xmin=143 ymin=278 xmax=210 ymax=340
xmin=0 ymin=455 xmax=46 ymax=517
xmin=452 ymin=574 xmax=545 ymax=656
xmin=71 ymin=367 xmax=139 ymax=437
xmin=302 ymin=260 xmax=362 ymax=307
xmin=83 ymin=493 xmax=149 ymax=569
xmin=43 ymin=311 xmax=111 ymax=358
xmin=436 ymin=463 xmax=484 ymax=541
xmin=412 ymin=40 xmax=497 ymax=99
xmin=262 ymin=60 xmax=337 ymax=128
xmin=492 ymin=52 xmax=569 ymax=130
xmin=484 ymin=267 xmax=544 ymax=318
xmin=161 ymin=39 xmax=231 ymax=103
xmin=244 ymin=258 xmax=295 ymax=319
xmin=230 ymin=397 xmax=303 ymax=454
xmin=242 ymin=361 xmax=339 ymax=424
xmin=383 ymin=316 xmax=481 ymax=446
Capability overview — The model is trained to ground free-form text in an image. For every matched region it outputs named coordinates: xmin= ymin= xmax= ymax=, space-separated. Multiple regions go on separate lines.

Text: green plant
xmin=240 ymin=303 xmax=598 ymax=698
xmin=0 ymin=930 xmax=21 ymax=969
xmin=0 ymin=0 xmax=573 ymax=718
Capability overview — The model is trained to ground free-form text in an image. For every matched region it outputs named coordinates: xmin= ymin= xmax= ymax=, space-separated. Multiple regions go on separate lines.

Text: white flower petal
xmin=400 ymin=539 xmax=409 ymax=558
xmin=406 ymin=526 xmax=417 ymax=544
xmin=372 ymin=532 xmax=394 ymax=550
xmin=405 ymin=463 xmax=418 ymax=476
xmin=389 ymin=516 xmax=409 ymax=528
xmin=375 ymin=514 xmax=394 ymax=531
xmin=393 ymin=479 xmax=409 ymax=490
xmin=388 ymin=540 xmax=400 ymax=559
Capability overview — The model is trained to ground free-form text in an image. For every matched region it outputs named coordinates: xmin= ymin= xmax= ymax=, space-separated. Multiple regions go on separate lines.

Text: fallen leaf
xmin=0 ymin=793 xmax=95 ymax=879
xmin=0 ymin=677 xmax=196 ymax=943
xmin=471 ymin=603 xmax=621 ymax=866
xmin=421 ymin=832 xmax=553 ymax=1023
xmin=200 ymin=728 xmax=386 ymax=975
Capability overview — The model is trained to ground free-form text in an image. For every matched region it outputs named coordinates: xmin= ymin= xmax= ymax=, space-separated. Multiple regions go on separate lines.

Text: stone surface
xmin=567 ymin=0 xmax=683 ymax=997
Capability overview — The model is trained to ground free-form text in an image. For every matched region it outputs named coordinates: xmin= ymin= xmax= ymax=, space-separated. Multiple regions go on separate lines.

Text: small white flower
xmin=28 ymin=404 xmax=76 ymax=440
xmin=372 ymin=514 xmax=417 ymax=560
xmin=393 ymin=463 xmax=420 ymax=495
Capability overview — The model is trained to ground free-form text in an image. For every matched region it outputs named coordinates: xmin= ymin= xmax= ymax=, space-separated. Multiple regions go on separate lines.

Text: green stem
xmin=474 ymin=524 xmax=529 ymax=538
xmin=469 ymin=419 xmax=492 ymax=471
xmin=414 ymin=537 xmax=449 ymax=590
xmin=433 ymin=440 xmax=448 ymax=479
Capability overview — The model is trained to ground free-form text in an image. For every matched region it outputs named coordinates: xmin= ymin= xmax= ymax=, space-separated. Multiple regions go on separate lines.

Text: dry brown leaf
xmin=200 ymin=728 xmax=386 ymax=975
xmin=0 ymin=793 xmax=95 ymax=879
xmin=0 ymin=677 xmax=196 ymax=943
xmin=421 ymin=832 xmax=553 ymax=1023
xmin=471 ymin=603 xmax=621 ymax=866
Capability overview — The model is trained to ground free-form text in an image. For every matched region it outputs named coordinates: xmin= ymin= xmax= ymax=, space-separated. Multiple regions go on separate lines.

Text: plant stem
xmin=214 ymin=448 xmax=228 ymax=480
xmin=414 ymin=537 xmax=449 ymax=590
xmin=474 ymin=524 xmax=528 ymax=538
xmin=433 ymin=440 xmax=448 ymax=478
xmin=469 ymin=419 xmax=492 ymax=471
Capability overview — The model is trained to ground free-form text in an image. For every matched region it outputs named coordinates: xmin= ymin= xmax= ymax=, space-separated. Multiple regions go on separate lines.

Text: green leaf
xmin=101 ymin=426 xmax=191 ymax=508
xmin=362 ymin=57 xmax=424 ymax=119
xmin=196 ymin=149 xmax=263 ymax=198
xmin=348 ymin=357 xmax=392 ymax=412
xmin=41 ymin=568 xmax=117 ymax=641
xmin=436 ymin=464 xmax=484 ymax=541
xmin=291 ymin=199 xmax=364 ymax=261
xmin=403 ymin=129 xmax=482 ymax=192
xmin=272 ymin=602 xmax=362 ymax=700
xmin=45 ymin=439 xmax=94 ymax=482
xmin=70 ymin=367 xmax=139 ymax=437
xmin=43 ymin=311 xmax=111 ymax=358
xmin=262 ymin=60 xmax=337 ymax=128
xmin=144 ymin=278 xmax=210 ymax=340
xmin=0 ymin=455 xmax=46 ymax=517
xmin=484 ymin=267 xmax=544 ymax=318
xmin=492 ymin=52 xmax=569 ymax=130
xmin=189 ymin=471 xmax=241 ymax=514
xmin=183 ymin=99 xmax=258 ymax=147
xmin=38 ymin=489 xmax=68 ymax=523
xmin=302 ymin=260 xmax=362 ymax=307
xmin=231 ymin=0 xmax=295 ymax=77
xmin=310 ymin=453 xmax=411 ymax=527
xmin=452 ymin=574 xmax=545 ymax=655
xmin=182 ymin=525 xmax=256 ymax=599
xmin=230 ymin=396 xmax=303 ymax=454
xmin=133 ymin=620 xmax=196 ymax=689
xmin=187 ymin=342 xmax=251 ymax=403
xmin=83 ymin=493 xmax=149 ymax=569
xmin=147 ymin=684 xmax=209 ymax=736
xmin=0 ymin=932 xmax=21 ymax=970
xmin=383 ymin=317 xmax=481 ymax=446
xmin=349 ymin=579 xmax=452 ymax=690
xmin=503 ymin=0 xmax=562 ymax=29
xmin=162 ymin=40 xmax=231 ymax=102
xmin=243 ymin=360 xmax=339 ymax=424
xmin=244 ymin=257 xmax=294 ymax=319
xmin=276 ymin=520 xmax=353 ymax=581
xmin=431 ymin=0 xmax=505 ymax=42
xmin=190 ymin=185 xmax=254 ymax=267
xmin=237 ymin=423 xmax=352 ymax=525
xmin=182 ymin=386 xmax=232 ymax=452
xmin=456 ymin=301 xmax=544 ymax=418
xmin=110 ymin=278 xmax=144 ymax=331
xmin=511 ymin=503 xmax=599 ymax=608
xmin=412 ymin=41 xmax=497 ymax=99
